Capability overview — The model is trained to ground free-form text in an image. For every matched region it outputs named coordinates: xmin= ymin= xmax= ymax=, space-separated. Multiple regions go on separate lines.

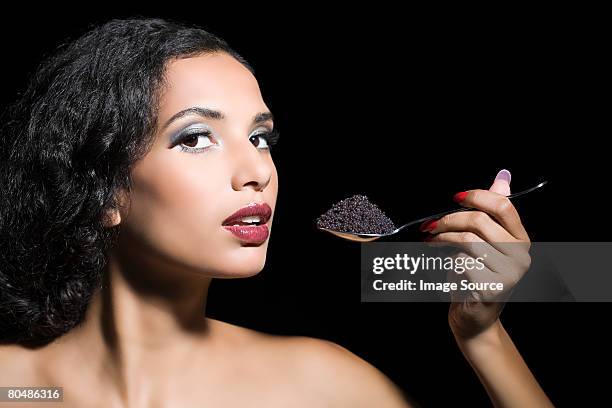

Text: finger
xmin=425 ymin=231 xmax=510 ymax=276
xmin=452 ymin=189 xmax=529 ymax=241
xmin=489 ymin=169 xmax=511 ymax=196
xmin=425 ymin=232 xmax=524 ymax=293
xmin=421 ymin=210 xmax=521 ymax=256
xmin=486 ymin=170 xmax=529 ymax=251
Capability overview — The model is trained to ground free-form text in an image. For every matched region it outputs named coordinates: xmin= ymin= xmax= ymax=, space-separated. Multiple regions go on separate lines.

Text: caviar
xmin=316 ymin=194 xmax=396 ymax=235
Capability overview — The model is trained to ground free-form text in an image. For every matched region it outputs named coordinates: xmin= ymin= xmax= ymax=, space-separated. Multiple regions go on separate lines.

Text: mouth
xmin=222 ymin=202 xmax=272 ymax=244
xmin=222 ymin=202 xmax=272 ymax=227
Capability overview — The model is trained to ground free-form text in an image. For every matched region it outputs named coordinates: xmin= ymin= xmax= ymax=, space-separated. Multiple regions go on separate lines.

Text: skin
xmin=0 ymin=53 xmax=409 ymax=408
xmin=0 ymin=53 xmax=552 ymax=407
xmin=423 ymin=176 xmax=555 ymax=407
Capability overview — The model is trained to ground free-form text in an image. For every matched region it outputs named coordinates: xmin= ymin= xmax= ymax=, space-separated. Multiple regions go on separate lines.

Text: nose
xmin=230 ymin=140 xmax=273 ymax=192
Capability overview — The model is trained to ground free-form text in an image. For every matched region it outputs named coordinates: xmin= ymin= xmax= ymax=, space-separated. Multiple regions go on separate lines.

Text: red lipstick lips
xmin=222 ymin=202 xmax=272 ymax=244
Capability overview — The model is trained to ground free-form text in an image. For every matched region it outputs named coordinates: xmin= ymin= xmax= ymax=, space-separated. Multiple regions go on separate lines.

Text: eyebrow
xmin=161 ymin=106 xmax=274 ymax=131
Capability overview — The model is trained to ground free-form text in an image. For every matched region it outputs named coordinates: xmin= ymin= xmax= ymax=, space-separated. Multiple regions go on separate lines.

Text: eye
xmin=175 ymin=130 xmax=216 ymax=154
xmin=249 ymin=129 xmax=280 ymax=150
xmin=250 ymin=133 xmax=269 ymax=149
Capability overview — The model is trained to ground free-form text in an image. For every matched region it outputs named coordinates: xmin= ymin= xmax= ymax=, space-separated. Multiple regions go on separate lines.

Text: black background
xmin=2 ymin=6 xmax=608 ymax=406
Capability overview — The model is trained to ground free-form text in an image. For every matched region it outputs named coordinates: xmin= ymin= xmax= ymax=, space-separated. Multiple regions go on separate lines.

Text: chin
xmin=210 ymin=244 xmax=269 ymax=278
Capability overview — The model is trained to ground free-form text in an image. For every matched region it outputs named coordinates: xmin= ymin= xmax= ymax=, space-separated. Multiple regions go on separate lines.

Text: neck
xmin=98 ymin=248 xmax=211 ymax=350
xmin=59 ymin=237 xmax=213 ymax=399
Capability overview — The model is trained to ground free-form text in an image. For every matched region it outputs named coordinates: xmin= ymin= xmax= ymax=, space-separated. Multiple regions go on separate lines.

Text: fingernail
xmin=423 ymin=234 xmax=434 ymax=242
xmin=495 ymin=169 xmax=512 ymax=183
xmin=453 ymin=191 xmax=468 ymax=203
xmin=419 ymin=219 xmax=438 ymax=232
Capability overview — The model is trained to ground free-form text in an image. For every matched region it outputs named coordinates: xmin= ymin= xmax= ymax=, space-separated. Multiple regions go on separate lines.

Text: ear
xmin=102 ymin=189 xmax=129 ymax=228
xmin=102 ymin=207 xmax=122 ymax=228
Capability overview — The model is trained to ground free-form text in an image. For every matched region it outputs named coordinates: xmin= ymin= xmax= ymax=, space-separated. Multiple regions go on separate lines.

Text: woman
xmin=0 ymin=18 xmax=553 ymax=407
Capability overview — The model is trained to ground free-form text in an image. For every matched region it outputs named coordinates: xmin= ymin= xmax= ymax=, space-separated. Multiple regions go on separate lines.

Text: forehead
xmin=159 ymin=53 xmax=264 ymax=117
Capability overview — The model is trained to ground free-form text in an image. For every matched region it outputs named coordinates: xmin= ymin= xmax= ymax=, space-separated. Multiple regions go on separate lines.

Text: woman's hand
xmin=418 ymin=170 xmax=554 ymax=407
xmin=419 ymin=170 xmax=532 ymax=340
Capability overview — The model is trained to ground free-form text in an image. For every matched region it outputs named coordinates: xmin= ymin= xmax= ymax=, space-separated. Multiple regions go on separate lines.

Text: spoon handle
xmin=399 ymin=180 xmax=548 ymax=231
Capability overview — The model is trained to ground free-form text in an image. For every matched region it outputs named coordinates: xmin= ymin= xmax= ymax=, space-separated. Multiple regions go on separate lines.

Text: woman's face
xmin=117 ymin=52 xmax=278 ymax=278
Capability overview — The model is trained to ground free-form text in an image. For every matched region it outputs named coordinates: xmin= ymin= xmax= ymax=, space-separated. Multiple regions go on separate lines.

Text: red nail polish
xmin=419 ymin=219 xmax=438 ymax=232
xmin=423 ymin=234 xmax=433 ymax=242
xmin=453 ymin=191 xmax=468 ymax=203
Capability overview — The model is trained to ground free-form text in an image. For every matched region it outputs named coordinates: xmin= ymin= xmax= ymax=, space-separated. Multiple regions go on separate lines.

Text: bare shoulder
xmin=287 ymin=336 xmax=412 ymax=407
xmin=204 ymin=319 xmax=414 ymax=407
xmin=0 ymin=344 xmax=40 ymax=385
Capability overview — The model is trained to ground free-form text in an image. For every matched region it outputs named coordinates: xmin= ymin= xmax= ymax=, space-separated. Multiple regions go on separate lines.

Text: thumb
xmin=489 ymin=169 xmax=511 ymax=196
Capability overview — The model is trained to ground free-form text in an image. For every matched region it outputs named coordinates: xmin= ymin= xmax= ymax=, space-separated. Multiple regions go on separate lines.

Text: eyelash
xmin=175 ymin=129 xmax=280 ymax=154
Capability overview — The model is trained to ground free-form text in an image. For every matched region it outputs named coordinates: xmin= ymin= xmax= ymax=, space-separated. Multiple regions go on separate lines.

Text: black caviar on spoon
xmin=316 ymin=194 xmax=396 ymax=236
xmin=316 ymin=181 xmax=548 ymax=242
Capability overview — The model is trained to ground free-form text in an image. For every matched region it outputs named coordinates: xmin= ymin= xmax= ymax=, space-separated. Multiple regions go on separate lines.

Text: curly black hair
xmin=0 ymin=17 xmax=253 ymax=346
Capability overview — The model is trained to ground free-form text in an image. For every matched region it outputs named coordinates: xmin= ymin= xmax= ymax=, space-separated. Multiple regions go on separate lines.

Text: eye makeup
xmin=169 ymin=123 xmax=280 ymax=154
xmin=169 ymin=124 xmax=217 ymax=154
xmin=169 ymin=123 xmax=215 ymax=146
xmin=250 ymin=128 xmax=280 ymax=148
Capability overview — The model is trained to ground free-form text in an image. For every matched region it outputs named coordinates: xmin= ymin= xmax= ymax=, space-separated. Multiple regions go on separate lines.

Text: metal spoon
xmin=318 ymin=180 xmax=548 ymax=242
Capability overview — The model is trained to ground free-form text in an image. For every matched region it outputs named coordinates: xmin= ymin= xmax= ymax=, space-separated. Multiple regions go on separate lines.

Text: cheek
xmin=269 ymin=160 xmax=279 ymax=200
xmin=124 ymin=153 xmax=234 ymax=274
